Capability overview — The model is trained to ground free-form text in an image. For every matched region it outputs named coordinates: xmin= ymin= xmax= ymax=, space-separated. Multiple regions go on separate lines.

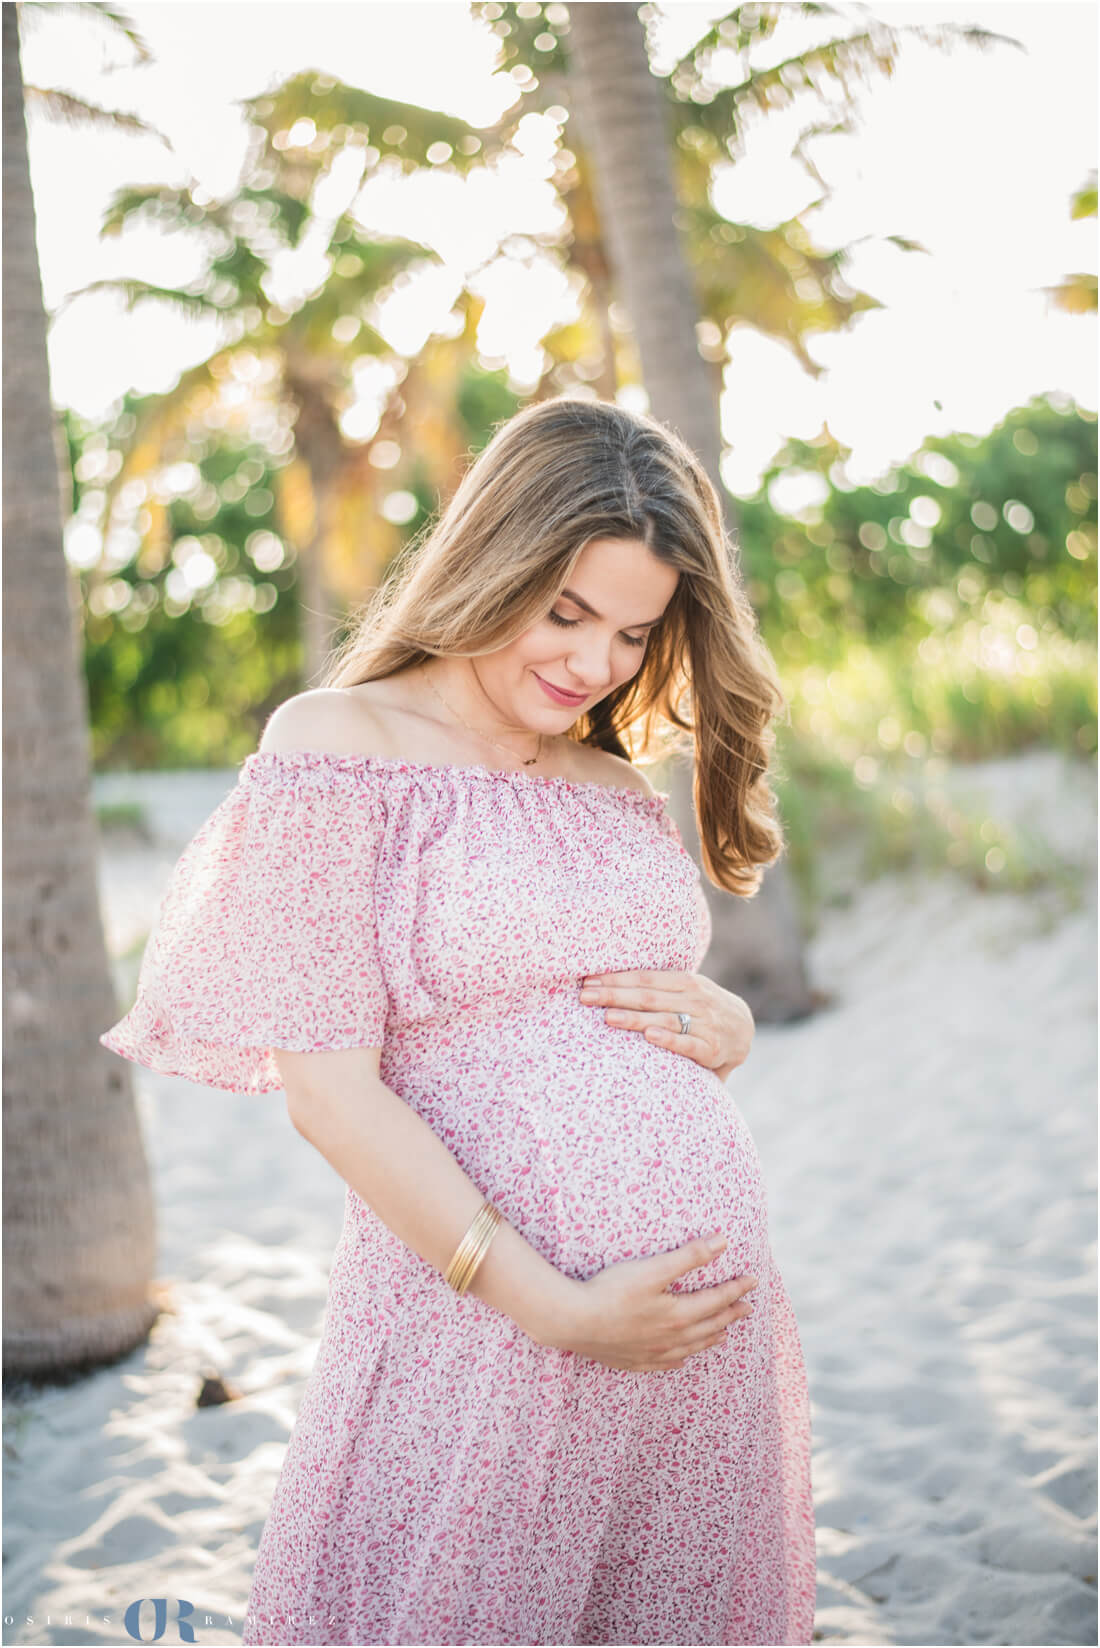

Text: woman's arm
xmin=276 ymin=1045 xmax=580 ymax=1347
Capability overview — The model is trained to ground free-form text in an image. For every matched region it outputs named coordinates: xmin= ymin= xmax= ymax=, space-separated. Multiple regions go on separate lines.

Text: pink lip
xmin=533 ymin=672 xmax=589 ymax=706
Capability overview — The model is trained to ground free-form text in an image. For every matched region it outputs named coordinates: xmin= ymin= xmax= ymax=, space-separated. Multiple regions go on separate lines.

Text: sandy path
xmin=2 ymin=753 xmax=1095 ymax=1647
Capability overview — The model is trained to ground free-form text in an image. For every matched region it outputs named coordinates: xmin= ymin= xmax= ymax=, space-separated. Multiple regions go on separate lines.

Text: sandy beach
xmin=3 ymin=749 xmax=1096 ymax=1647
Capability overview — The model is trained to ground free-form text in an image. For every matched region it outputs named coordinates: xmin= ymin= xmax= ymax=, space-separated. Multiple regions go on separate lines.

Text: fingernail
xmin=708 ymin=1233 xmax=726 ymax=1252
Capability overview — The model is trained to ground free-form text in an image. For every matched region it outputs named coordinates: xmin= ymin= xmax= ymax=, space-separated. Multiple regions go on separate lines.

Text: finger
xmin=670 ymin=1296 xmax=757 ymax=1359
xmin=585 ymin=984 xmax=674 ymax=1012
xmin=644 ymin=1345 xmax=690 ymax=1370
xmin=679 ymin=1311 xmax=748 ymax=1351
xmin=659 ymin=1235 xmax=731 ymax=1283
xmin=669 ymin=1275 xmax=759 ymax=1326
xmin=675 ymin=1287 xmax=755 ymax=1329
xmin=582 ymin=970 xmax=689 ymax=992
xmin=678 ymin=1316 xmax=749 ymax=1359
xmin=601 ymin=1008 xmax=680 ymax=1033
xmin=644 ymin=1023 xmax=714 ymax=1063
xmin=649 ymin=1331 xmax=733 ymax=1370
xmin=685 ymin=1295 xmax=755 ymax=1336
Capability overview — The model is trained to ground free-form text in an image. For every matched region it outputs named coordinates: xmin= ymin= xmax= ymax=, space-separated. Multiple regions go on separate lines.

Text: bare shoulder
xmin=258 ymin=687 xmax=394 ymax=758
xmin=574 ymin=746 xmax=660 ymax=798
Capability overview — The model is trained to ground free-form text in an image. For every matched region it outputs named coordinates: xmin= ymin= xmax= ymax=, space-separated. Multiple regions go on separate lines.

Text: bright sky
xmin=20 ymin=1 xmax=1098 ymax=492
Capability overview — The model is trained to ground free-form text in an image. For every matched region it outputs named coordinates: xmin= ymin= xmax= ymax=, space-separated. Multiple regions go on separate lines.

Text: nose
xmin=562 ymin=632 xmax=616 ymax=691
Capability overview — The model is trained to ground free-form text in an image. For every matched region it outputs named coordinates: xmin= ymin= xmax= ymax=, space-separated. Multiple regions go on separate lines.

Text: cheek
xmin=513 ymin=626 xmax=570 ymax=669
xmin=510 ymin=625 xmax=648 ymax=684
xmin=484 ymin=635 xmax=542 ymax=678
xmin=613 ymin=647 xmax=647 ymax=685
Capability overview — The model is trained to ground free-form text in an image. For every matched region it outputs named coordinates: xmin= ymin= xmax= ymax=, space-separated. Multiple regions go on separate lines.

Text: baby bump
xmin=381 ymin=1007 xmax=771 ymax=1291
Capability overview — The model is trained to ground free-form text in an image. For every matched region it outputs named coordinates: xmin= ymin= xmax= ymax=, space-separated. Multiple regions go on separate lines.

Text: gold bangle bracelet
xmin=444 ymin=1203 xmax=499 ymax=1294
xmin=445 ymin=1201 xmax=501 ymax=1294
xmin=443 ymin=1200 xmax=503 ymax=1295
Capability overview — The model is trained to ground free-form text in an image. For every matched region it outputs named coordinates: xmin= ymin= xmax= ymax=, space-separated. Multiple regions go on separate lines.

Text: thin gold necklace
xmin=422 ymin=668 xmax=545 ymax=768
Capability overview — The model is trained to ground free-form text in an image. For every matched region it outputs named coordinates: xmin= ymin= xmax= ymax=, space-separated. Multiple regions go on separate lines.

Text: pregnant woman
xmin=100 ymin=397 xmax=815 ymax=1646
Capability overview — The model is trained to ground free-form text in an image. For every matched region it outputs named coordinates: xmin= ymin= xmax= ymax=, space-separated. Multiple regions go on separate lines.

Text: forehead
xmin=570 ymin=536 xmax=679 ymax=597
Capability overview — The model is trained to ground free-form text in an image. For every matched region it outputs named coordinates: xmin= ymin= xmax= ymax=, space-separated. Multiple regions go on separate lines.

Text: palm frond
xmin=881 ymin=234 xmax=930 ymax=256
xmin=1070 ymin=172 xmax=1097 ymax=220
xmin=1043 ymin=273 xmax=1098 ymax=315
xmin=903 ymin=21 xmax=1024 ymax=55
xmin=23 ymin=86 xmax=170 ymax=146
xmin=85 ymin=2 xmax=152 ymax=64
xmin=791 ymin=116 xmax=853 ymax=193
xmin=19 ymin=2 xmax=151 ymax=64
xmin=100 ymin=184 xmax=204 ymax=238
xmin=667 ymin=16 xmax=1022 ymax=161
xmin=50 ymin=278 xmax=219 ymax=325
xmin=244 ymin=72 xmax=485 ymax=175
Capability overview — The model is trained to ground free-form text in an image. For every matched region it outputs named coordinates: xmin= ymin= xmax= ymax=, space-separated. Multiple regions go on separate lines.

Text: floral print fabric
xmin=100 ymin=751 xmax=816 ymax=1645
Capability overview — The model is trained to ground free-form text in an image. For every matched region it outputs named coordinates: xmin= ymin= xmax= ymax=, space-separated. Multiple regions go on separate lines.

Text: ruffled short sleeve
xmin=99 ymin=756 xmax=388 ymax=1094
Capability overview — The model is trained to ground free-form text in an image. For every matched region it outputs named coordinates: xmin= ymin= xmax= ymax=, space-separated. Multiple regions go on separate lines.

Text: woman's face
xmin=474 ymin=536 xmax=680 ymax=730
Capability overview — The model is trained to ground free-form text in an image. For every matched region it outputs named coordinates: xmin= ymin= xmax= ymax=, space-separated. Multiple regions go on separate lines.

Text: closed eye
xmin=547 ymin=610 xmax=649 ymax=648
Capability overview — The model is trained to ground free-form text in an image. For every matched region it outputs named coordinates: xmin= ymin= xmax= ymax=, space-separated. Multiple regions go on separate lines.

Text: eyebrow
xmin=558 ymin=588 xmax=665 ymax=628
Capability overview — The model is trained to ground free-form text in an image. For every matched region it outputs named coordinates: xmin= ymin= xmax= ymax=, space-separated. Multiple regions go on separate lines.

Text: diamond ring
xmin=677 ymin=1012 xmax=691 ymax=1036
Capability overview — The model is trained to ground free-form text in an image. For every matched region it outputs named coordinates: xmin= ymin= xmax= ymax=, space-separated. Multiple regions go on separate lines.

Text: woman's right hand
xmin=539 ymin=1236 xmax=757 ymax=1371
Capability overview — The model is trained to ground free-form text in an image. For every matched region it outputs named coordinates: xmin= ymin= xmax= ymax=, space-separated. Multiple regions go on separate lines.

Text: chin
xmin=526 ymin=701 xmax=576 ymax=728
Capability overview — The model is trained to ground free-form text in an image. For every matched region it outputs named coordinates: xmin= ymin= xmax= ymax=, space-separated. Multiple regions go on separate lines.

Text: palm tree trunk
xmin=299 ymin=486 xmax=341 ymax=687
xmin=3 ymin=5 xmax=158 ymax=1373
xmin=565 ymin=3 xmax=725 ymax=483
xmin=565 ymin=1 xmax=813 ymax=1021
xmin=285 ymin=370 xmax=346 ymax=685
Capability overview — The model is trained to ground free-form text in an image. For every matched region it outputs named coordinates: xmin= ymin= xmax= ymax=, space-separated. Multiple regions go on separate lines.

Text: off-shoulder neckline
xmin=242 ymin=748 xmax=670 ymax=809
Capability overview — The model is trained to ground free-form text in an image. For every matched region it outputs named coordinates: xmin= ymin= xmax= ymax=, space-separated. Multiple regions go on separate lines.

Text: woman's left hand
xmin=578 ymin=969 xmax=755 ymax=1082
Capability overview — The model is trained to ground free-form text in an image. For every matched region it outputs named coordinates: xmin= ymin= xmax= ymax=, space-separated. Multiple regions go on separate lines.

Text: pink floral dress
xmin=100 ymin=751 xmax=816 ymax=1646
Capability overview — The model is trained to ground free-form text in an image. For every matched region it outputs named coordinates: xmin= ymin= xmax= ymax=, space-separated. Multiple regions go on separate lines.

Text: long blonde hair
xmin=321 ymin=397 xmax=788 ymax=895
